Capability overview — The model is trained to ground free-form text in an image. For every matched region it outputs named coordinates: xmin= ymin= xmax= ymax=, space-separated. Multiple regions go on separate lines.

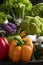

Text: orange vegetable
xmin=22 ymin=37 xmax=33 ymax=61
xmin=8 ymin=37 xmax=33 ymax=62
xmin=20 ymin=31 xmax=26 ymax=38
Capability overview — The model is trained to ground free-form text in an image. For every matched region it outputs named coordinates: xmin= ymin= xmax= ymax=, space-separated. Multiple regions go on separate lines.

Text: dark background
xmin=30 ymin=0 xmax=43 ymax=5
xmin=0 ymin=0 xmax=43 ymax=5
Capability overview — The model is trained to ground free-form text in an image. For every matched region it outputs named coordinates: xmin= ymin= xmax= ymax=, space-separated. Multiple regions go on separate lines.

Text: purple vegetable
xmin=0 ymin=26 xmax=2 ymax=30
xmin=1 ymin=23 xmax=17 ymax=35
xmin=7 ymin=23 xmax=17 ymax=30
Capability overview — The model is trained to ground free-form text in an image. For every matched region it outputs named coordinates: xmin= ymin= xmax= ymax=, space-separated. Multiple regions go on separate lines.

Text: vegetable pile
xmin=0 ymin=0 xmax=43 ymax=62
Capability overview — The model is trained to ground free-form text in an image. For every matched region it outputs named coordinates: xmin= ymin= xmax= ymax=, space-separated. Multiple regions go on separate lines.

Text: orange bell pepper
xmin=8 ymin=36 xmax=33 ymax=62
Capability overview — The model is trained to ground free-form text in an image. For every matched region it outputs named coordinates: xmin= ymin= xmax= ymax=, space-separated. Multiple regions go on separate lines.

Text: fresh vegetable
xmin=0 ymin=0 xmax=32 ymax=19
xmin=33 ymin=36 xmax=43 ymax=60
xmin=31 ymin=3 xmax=43 ymax=17
xmin=15 ymin=18 xmax=23 ymax=26
xmin=26 ymin=35 xmax=37 ymax=42
xmin=14 ymin=35 xmax=25 ymax=46
xmin=0 ymin=38 xmax=9 ymax=60
xmin=0 ymin=0 xmax=43 ymax=61
xmin=8 ymin=35 xmax=33 ymax=62
xmin=7 ymin=35 xmax=25 ymax=45
xmin=0 ymin=30 xmax=6 ymax=37
xmin=0 ymin=26 xmax=2 ymax=30
xmin=37 ymin=36 xmax=43 ymax=42
xmin=1 ymin=22 xmax=17 ymax=35
xmin=0 ymin=12 xmax=7 ymax=25
xmin=0 ymin=12 xmax=12 ymax=25
xmin=20 ymin=16 xmax=43 ymax=36
xmin=34 ymin=42 xmax=43 ymax=60
xmin=20 ymin=31 xmax=26 ymax=38
xmin=7 ymin=36 xmax=15 ymax=43
xmin=20 ymin=17 xmax=31 ymax=31
xmin=4 ymin=0 xmax=32 ymax=11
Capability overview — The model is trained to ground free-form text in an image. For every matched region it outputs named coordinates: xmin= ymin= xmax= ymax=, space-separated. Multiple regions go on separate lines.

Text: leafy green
xmin=0 ymin=3 xmax=13 ymax=16
xmin=0 ymin=12 xmax=7 ymax=24
xmin=4 ymin=0 xmax=32 ymax=11
xmin=0 ymin=0 xmax=32 ymax=19
xmin=34 ymin=42 xmax=43 ymax=60
xmin=31 ymin=3 xmax=43 ymax=17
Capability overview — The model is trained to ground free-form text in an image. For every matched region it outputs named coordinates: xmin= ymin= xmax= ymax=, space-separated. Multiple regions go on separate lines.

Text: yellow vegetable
xmin=20 ymin=31 xmax=26 ymax=38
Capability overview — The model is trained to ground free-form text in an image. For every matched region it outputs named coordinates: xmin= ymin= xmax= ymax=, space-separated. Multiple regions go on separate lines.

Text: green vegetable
xmin=4 ymin=0 xmax=32 ymax=11
xmin=35 ymin=16 xmax=43 ymax=36
xmin=20 ymin=16 xmax=43 ymax=36
xmin=34 ymin=42 xmax=43 ymax=60
xmin=0 ymin=0 xmax=32 ymax=19
xmin=0 ymin=30 xmax=6 ymax=37
xmin=31 ymin=3 xmax=43 ymax=17
xmin=20 ymin=16 xmax=33 ymax=31
xmin=0 ymin=12 xmax=12 ymax=25
xmin=7 ymin=15 xmax=13 ymax=21
xmin=0 ymin=3 xmax=13 ymax=16
xmin=0 ymin=12 xmax=7 ymax=25
xmin=7 ymin=36 xmax=15 ymax=43
xmin=14 ymin=35 xmax=25 ymax=46
xmin=7 ymin=35 xmax=25 ymax=45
